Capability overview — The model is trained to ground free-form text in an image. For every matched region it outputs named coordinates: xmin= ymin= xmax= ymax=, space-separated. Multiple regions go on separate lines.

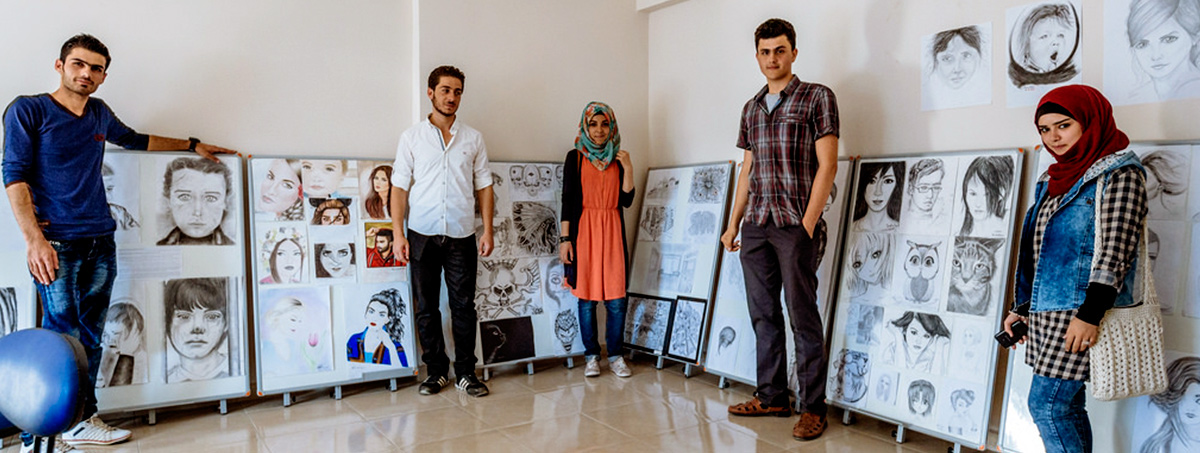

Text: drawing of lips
xmin=308 ymin=333 xmax=319 ymax=347
xmin=261 ymin=195 xmax=275 ymax=204
xmin=185 ymin=339 xmax=209 ymax=349
xmin=1152 ymin=63 xmax=1168 ymax=71
xmin=369 ymin=322 xmax=377 ymax=327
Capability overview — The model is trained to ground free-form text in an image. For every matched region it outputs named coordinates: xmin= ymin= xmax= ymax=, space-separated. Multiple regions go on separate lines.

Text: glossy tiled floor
xmin=1 ymin=358 xmax=957 ymax=452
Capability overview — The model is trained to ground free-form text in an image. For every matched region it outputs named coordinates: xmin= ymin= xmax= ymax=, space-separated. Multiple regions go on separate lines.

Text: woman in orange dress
xmin=559 ymin=102 xmax=636 ymax=378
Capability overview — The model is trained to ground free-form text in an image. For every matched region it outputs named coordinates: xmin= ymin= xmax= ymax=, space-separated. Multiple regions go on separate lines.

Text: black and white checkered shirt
xmin=1026 ymin=159 xmax=1147 ymax=381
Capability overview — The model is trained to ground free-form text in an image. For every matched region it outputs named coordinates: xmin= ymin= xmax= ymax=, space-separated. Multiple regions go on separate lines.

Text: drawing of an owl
xmin=903 ymin=240 xmax=940 ymax=303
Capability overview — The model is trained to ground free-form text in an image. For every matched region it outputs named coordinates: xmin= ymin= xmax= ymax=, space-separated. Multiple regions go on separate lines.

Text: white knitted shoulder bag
xmin=1087 ymin=173 xmax=1168 ymax=401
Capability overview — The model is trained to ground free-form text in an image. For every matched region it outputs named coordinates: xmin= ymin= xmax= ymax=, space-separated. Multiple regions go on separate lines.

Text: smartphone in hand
xmin=995 ymin=320 xmax=1028 ymax=349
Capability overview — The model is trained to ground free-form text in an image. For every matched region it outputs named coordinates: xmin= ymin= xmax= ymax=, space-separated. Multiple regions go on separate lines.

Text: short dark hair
xmin=60 ymin=34 xmax=111 ymax=69
xmin=755 ymin=18 xmax=796 ymax=50
xmin=427 ymin=65 xmax=465 ymax=90
xmin=376 ymin=228 xmax=394 ymax=241
xmin=162 ymin=157 xmax=233 ymax=199
xmin=164 ymin=278 xmax=228 ymax=332
xmin=932 ymin=26 xmax=984 ymax=61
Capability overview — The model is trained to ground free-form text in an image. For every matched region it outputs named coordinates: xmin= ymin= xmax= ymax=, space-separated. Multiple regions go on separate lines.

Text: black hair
xmin=931 ymin=26 xmax=983 ymax=62
xmin=891 ymin=311 xmax=951 ymax=339
xmin=427 ymin=65 xmax=465 ymax=90
xmin=960 ymin=156 xmax=1013 ymax=235
xmin=375 ymin=228 xmax=394 ymax=241
xmin=164 ymin=278 xmax=228 ymax=332
xmin=60 ymin=33 xmax=111 ymax=68
xmin=162 ymin=157 xmax=233 ymax=198
xmin=853 ymin=161 xmax=906 ymax=223
xmin=755 ymin=18 xmax=796 ymax=50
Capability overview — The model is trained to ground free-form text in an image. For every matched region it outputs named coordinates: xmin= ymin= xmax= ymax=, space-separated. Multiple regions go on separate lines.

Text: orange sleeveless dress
xmin=571 ymin=161 xmax=626 ymax=301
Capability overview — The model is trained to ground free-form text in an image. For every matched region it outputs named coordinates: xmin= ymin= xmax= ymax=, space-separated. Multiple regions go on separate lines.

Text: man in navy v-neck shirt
xmin=2 ymin=34 xmax=235 ymax=452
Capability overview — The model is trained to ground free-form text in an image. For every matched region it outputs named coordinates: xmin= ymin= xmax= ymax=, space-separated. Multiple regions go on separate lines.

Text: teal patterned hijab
xmin=574 ymin=102 xmax=620 ymax=170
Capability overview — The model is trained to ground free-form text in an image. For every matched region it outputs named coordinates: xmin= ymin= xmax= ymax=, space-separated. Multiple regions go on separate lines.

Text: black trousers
xmin=409 ymin=230 xmax=479 ymax=377
xmin=739 ymin=219 xmax=827 ymax=415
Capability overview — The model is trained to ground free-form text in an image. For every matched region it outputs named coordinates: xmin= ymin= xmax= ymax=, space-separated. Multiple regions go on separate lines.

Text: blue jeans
xmin=22 ymin=235 xmax=117 ymax=445
xmin=578 ymin=298 xmax=626 ymax=361
xmin=1028 ymin=374 xmax=1091 ymax=453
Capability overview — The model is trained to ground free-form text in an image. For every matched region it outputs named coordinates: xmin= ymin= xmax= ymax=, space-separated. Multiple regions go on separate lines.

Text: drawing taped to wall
xmin=898 ymin=237 xmax=944 ymax=307
xmin=480 ymin=316 xmax=535 ymax=365
xmin=907 ymin=378 xmax=938 ymax=420
xmin=688 ymin=165 xmax=729 ymax=204
xmin=900 ymin=158 xmax=957 ymax=236
xmin=947 ymin=237 xmax=1004 ymax=317
xmin=666 ymin=297 xmax=706 ymax=363
xmin=508 ymin=164 xmax=555 ymax=199
xmin=475 ymin=258 xmax=542 ymax=321
xmin=1104 ymin=0 xmax=1200 ymax=105
xmin=314 ymin=243 xmax=356 ymax=281
xmin=937 ymin=382 xmax=985 ymax=438
xmin=845 ymin=232 xmax=896 ymax=304
xmin=624 ymin=294 xmax=673 ymax=353
xmin=0 ymin=287 xmax=15 ymax=337
xmin=1006 ymin=0 xmax=1082 ymax=107
xmin=101 ymin=154 xmax=142 ymax=244
xmin=299 ymin=159 xmax=354 ymax=199
xmin=164 ymin=277 xmax=237 ymax=383
xmin=258 ymin=287 xmax=334 ymax=378
xmin=829 ymin=349 xmax=871 ymax=406
xmin=156 ymin=156 xmax=237 ymax=246
xmin=359 ymin=162 xmax=393 ymax=220
xmin=845 ymin=303 xmax=885 ymax=348
xmin=853 ymin=161 xmax=906 ymax=232
xmin=955 ymin=155 xmax=1015 ymax=238
xmin=97 ymin=297 xmax=148 ymax=388
xmin=1147 ymin=221 xmax=1187 ymax=315
xmin=258 ymin=226 xmax=307 ymax=285
xmin=512 ymin=201 xmax=558 ymax=256
xmin=882 ymin=309 xmax=951 ymax=374
xmin=309 ymin=198 xmax=353 ymax=226
xmin=253 ymin=158 xmax=304 ymax=222
xmin=872 ymin=369 xmax=900 ymax=408
xmin=639 ymin=206 xmax=676 ymax=242
xmin=554 ymin=309 xmax=580 ymax=355
xmin=541 ymin=257 xmax=575 ymax=313
xmin=1129 ymin=353 xmax=1200 ymax=453
xmin=949 ymin=319 xmax=992 ymax=379
xmin=1134 ymin=147 xmax=1191 ymax=220
xmin=921 ymin=23 xmax=993 ymax=111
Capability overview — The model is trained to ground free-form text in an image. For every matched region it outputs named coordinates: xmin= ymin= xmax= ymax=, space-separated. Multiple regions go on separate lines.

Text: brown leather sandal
xmin=727 ymin=397 xmax=791 ymax=417
xmin=793 ymin=412 xmax=827 ymax=440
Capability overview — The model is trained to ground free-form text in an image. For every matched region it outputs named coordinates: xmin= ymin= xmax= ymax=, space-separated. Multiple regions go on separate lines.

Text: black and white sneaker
xmin=419 ymin=375 xmax=450 ymax=395
xmin=456 ymin=374 xmax=490 ymax=397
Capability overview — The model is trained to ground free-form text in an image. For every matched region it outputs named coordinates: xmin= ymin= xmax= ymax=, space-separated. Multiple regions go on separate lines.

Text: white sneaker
xmin=19 ymin=438 xmax=79 ymax=453
xmin=61 ymin=415 xmax=131 ymax=446
xmin=610 ymin=356 xmax=632 ymax=378
xmin=584 ymin=357 xmax=601 ymax=377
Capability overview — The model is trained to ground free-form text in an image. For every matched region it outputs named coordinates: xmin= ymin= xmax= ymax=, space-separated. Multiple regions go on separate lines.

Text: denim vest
xmin=1014 ymin=152 xmax=1145 ymax=313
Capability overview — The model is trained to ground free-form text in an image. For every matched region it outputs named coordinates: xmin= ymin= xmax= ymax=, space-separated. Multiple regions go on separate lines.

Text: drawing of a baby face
xmin=964 ymin=175 xmax=990 ymax=221
xmin=170 ymin=307 xmax=225 ymax=360
xmin=274 ymin=240 xmax=303 ymax=282
xmin=905 ymin=321 xmax=933 ymax=357
xmin=169 ymin=168 xmax=226 ymax=238
xmin=1132 ymin=17 xmax=1194 ymax=80
xmin=301 ymin=160 xmax=344 ymax=198
xmin=320 ymin=244 xmax=353 ymax=277
xmin=1026 ymin=17 xmax=1072 ymax=72
xmin=935 ymin=36 xmax=980 ymax=89
xmin=910 ymin=170 xmax=944 ymax=212
xmin=364 ymin=300 xmax=389 ymax=329
xmin=102 ymin=320 xmax=141 ymax=354
xmin=865 ymin=167 xmax=897 ymax=213
xmin=853 ymin=241 xmax=887 ymax=285
xmin=1181 ymin=382 xmax=1200 ymax=428
xmin=259 ymin=159 xmax=300 ymax=213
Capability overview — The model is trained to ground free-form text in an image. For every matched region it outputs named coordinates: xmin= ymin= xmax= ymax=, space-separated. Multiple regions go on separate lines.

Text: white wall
xmin=0 ymin=1 xmax=413 ymax=159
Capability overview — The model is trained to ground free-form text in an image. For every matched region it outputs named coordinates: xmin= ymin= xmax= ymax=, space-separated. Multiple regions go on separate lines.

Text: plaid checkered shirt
xmin=736 ymin=76 xmax=839 ymax=227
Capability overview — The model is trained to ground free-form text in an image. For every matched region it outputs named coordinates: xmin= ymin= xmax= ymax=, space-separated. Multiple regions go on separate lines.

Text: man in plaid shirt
xmin=720 ymin=18 xmax=839 ymax=442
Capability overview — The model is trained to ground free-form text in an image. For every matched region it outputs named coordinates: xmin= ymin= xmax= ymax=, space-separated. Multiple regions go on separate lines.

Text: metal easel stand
xmin=565 ymin=356 xmax=575 ymax=369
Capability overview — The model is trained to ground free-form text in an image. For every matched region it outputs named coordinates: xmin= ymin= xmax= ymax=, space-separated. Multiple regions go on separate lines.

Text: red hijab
xmin=1036 ymin=85 xmax=1129 ymax=197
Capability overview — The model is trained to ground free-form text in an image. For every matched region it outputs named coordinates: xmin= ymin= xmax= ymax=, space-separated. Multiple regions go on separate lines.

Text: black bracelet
xmin=187 ymin=137 xmax=201 ymax=151
xmin=559 ymin=236 xmax=571 ymax=244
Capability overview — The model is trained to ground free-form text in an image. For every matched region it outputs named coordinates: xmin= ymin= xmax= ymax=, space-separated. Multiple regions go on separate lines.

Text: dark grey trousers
xmin=739 ymin=220 xmax=827 ymax=415
xmin=409 ymin=230 xmax=479 ymax=377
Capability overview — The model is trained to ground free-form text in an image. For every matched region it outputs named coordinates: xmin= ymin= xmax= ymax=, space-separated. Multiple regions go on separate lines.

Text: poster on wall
xmin=921 ymin=22 xmax=993 ymax=111
xmin=1103 ymin=0 xmax=1200 ymax=105
xmin=249 ymin=156 xmax=417 ymax=395
xmin=470 ymin=161 xmax=583 ymax=367
xmin=703 ymin=159 xmax=854 ymax=387
xmin=1006 ymin=0 xmax=1083 ymax=107
xmin=827 ymin=151 xmax=1022 ymax=449
xmin=95 ymin=151 xmax=249 ymax=412
xmin=629 ymin=162 xmax=733 ymax=301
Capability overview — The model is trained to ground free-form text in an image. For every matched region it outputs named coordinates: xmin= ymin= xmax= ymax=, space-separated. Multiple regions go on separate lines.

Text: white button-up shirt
xmin=392 ymin=117 xmax=492 ymax=239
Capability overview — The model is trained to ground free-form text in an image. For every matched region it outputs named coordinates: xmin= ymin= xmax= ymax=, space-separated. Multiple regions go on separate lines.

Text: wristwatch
xmin=187 ymin=137 xmax=201 ymax=151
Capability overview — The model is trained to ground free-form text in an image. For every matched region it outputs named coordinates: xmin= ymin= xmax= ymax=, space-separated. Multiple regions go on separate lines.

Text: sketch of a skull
xmin=476 ymin=259 xmax=541 ymax=320
xmin=510 ymin=165 xmax=554 ymax=197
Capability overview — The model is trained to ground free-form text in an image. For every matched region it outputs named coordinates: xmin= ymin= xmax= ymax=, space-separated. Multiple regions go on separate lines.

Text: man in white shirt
xmin=390 ymin=65 xmax=494 ymax=397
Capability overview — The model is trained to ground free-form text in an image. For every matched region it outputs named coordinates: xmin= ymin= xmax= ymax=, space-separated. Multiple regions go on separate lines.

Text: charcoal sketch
xmin=883 ymin=310 xmax=951 ymax=374
xmin=554 ymin=309 xmax=579 ymax=354
xmin=708 ymin=326 xmax=739 ymax=372
xmin=477 ymin=217 xmax=514 ymax=258
xmin=901 ymin=158 xmax=953 ymax=235
xmin=0 ymin=287 xmax=15 ymax=337
xmin=902 ymin=240 xmax=943 ymax=305
xmin=314 ymin=243 xmax=356 ymax=280
xmin=958 ymin=156 xmax=1014 ymax=237
xmin=688 ymin=165 xmax=729 ymax=204
xmin=667 ymin=298 xmax=704 ymax=361
xmin=639 ymin=206 xmax=676 ymax=242
xmin=947 ymin=237 xmax=1003 ymax=316
xmin=950 ymin=320 xmax=991 ymax=378
xmin=1135 ymin=355 xmax=1200 ymax=453
xmin=1139 ymin=149 xmax=1189 ymax=219
xmin=846 ymin=303 xmax=884 ymax=347
xmin=908 ymin=379 xmax=937 ymax=419
xmin=1117 ymin=0 xmax=1200 ymax=103
xmin=624 ymin=296 xmax=672 ymax=352
xmin=475 ymin=258 xmax=542 ymax=320
xmin=509 ymin=164 xmax=555 ymax=198
xmin=542 ymin=257 xmax=576 ymax=313
xmin=846 ymin=233 xmax=895 ymax=303
xmin=687 ymin=210 xmax=718 ymax=236
xmin=480 ymin=316 xmax=535 ymax=365
xmin=102 ymin=160 xmax=141 ymax=235
xmin=645 ymin=175 xmax=681 ymax=201
xmin=1147 ymin=221 xmax=1187 ymax=315
xmin=830 ymin=349 xmax=870 ymax=404
xmin=853 ymin=161 xmax=906 ymax=232
xmin=640 ymin=243 xmax=698 ymax=294
xmin=157 ymin=157 xmax=236 ymax=246
xmin=164 ymin=278 xmax=234 ymax=383
xmin=97 ymin=299 xmax=148 ymax=387
xmin=512 ymin=202 xmax=558 ymax=256
xmin=874 ymin=370 xmax=899 ymax=406
xmin=1008 ymin=1 xmax=1080 ymax=87
xmin=922 ymin=24 xmax=993 ymax=110
xmin=943 ymin=388 xmax=980 ymax=436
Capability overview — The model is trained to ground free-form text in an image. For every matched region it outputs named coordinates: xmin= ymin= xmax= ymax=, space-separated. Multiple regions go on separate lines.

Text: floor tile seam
xmin=717 ymin=417 xmax=817 ymax=450
xmin=247 ymin=409 xmax=369 ymax=439
xmin=401 ymin=426 xmax=508 ymax=449
xmin=584 ymin=399 xmax=705 ymax=438
xmin=577 ymin=411 xmax=641 ymax=441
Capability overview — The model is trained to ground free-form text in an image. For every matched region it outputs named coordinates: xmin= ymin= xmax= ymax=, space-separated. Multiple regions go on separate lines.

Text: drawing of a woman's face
xmin=954 ymin=397 xmax=970 ymax=415
xmin=1179 ymin=382 xmax=1200 ymax=428
xmin=259 ymin=159 xmax=300 ymax=214
xmin=911 ymin=170 xmax=944 ymax=212
xmin=170 ymin=307 xmax=225 ymax=360
xmin=319 ymin=207 xmax=348 ymax=225
xmin=320 ymin=244 xmax=353 ymax=277
xmin=169 ymin=168 xmax=226 ymax=239
xmin=935 ymin=36 xmax=980 ymax=89
xmin=274 ymin=239 xmax=303 ymax=282
xmin=853 ymin=241 xmax=887 ymax=285
xmin=275 ymin=304 xmax=305 ymax=339
xmin=1026 ymin=17 xmax=1072 ymax=71
xmin=364 ymin=300 xmax=389 ymax=330
xmin=865 ymin=167 xmax=897 ymax=213
xmin=910 ymin=390 xmax=930 ymax=415
xmin=1132 ymin=17 xmax=1195 ymax=80
xmin=372 ymin=168 xmax=390 ymax=197
xmin=904 ymin=321 xmax=933 ymax=357
xmin=964 ymin=175 xmax=990 ymax=221
xmin=301 ymin=160 xmax=344 ymax=198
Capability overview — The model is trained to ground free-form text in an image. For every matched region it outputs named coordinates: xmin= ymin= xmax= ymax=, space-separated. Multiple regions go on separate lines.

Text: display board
xmin=95 ymin=151 xmax=250 ymax=412
xmin=999 ymin=144 xmax=1200 ymax=453
xmin=249 ymin=157 xmax=416 ymax=395
xmin=0 ymin=189 xmax=36 ymax=339
xmin=629 ymin=162 xmax=735 ymax=301
xmin=826 ymin=150 xmax=1023 ymax=449
xmin=471 ymin=161 xmax=584 ymax=367
xmin=703 ymin=159 xmax=855 ymax=386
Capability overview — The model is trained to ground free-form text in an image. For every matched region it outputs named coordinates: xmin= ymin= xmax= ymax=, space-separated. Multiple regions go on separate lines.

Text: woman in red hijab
xmin=1002 ymin=85 xmax=1150 ymax=453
